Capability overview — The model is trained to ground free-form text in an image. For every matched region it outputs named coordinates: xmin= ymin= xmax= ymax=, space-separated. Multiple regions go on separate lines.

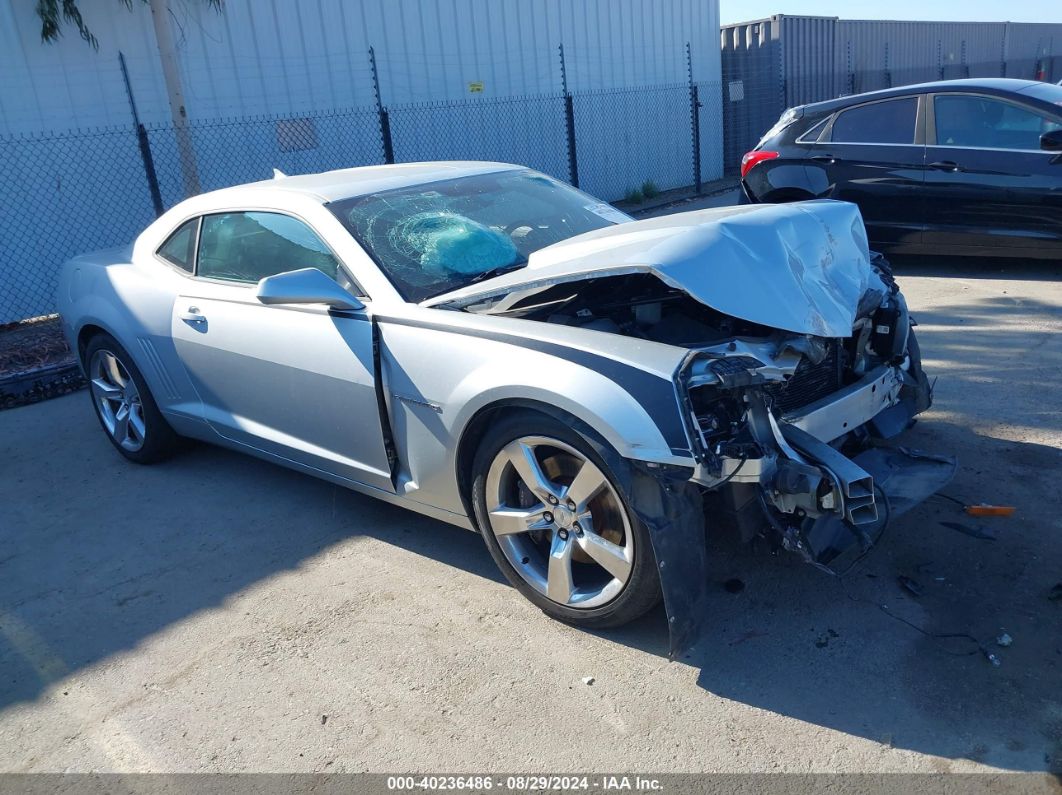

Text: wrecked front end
xmin=638 ymin=253 xmax=951 ymax=656
xmin=438 ymin=200 xmax=955 ymax=656
xmin=646 ymin=255 xmax=954 ymax=657
xmin=678 ymin=272 xmax=952 ymax=574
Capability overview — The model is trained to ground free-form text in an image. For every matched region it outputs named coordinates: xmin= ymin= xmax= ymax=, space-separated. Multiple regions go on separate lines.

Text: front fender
xmin=377 ymin=314 xmax=695 ymax=516
xmin=449 ymin=362 xmax=687 ymax=467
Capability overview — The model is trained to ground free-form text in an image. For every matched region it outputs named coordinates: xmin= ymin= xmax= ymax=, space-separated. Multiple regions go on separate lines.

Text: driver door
xmin=922 ymin=92 xmax=1062 ymax=254
xmin=170 ymin=210 xmax=394 ymax=492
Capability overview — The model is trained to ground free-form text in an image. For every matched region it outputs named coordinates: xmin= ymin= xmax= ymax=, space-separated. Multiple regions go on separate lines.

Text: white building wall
xmin=1 ymin=0 xmax=721 ymax=133
xmin=0 ymin=0 xmax=722 ymax=323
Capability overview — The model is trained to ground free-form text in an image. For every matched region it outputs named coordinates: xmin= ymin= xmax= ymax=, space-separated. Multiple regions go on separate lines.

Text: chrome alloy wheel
xmin=89 ymin=349 xmax=146 ymax=452
xmin=484 ymin=436 xmax=635 ymax=609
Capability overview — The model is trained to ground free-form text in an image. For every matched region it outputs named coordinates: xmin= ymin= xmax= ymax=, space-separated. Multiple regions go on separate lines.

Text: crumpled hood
xmin=425 ymin=200 xmax=883 ymax=338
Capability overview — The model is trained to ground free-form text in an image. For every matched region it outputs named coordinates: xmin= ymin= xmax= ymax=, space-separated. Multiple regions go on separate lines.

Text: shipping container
xmin=720 ymin=15 xmax=1062 ymax=171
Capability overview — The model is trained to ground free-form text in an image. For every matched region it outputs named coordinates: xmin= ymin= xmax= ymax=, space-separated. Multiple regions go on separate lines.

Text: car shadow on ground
xmin=0 ymin=290 xmax=1058 ymax=772
xmin=0 ymin=415 xmax=503 ymax=713
xmin=596 ymin=432 xmax=1062 ymax=774
xmin=597 ymin=290 xmax=1062 ymax=773
xmin=890 ymin=254 xmax=1062 ymax=283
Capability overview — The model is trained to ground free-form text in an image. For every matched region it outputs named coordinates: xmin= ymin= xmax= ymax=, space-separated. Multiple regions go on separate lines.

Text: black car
xmin=741 ymin=78 xmax=1062 ymax=259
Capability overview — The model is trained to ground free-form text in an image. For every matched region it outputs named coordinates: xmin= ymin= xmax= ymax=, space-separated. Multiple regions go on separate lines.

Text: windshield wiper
xmin=467 ymin=262 xmax=527 ymax=284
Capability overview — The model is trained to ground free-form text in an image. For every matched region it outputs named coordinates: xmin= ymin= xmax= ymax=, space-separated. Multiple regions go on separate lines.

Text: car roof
xmin=200 ymin=161 xmax=523 ymax=205
xmin=801 ymin=78 xmax=1049 ymax=115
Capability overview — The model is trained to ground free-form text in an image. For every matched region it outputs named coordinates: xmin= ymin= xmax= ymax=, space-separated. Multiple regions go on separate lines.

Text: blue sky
xmin=721 ymin=0 xmax=1062 ymax=25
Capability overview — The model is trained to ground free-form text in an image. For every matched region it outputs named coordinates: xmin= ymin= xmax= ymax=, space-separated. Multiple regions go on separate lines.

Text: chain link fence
xmin=0 ymin=81 xmax=721 ymax=324
xmin=0 ymin=127 xmax=162 ymax=324
xmin=389 ymin=93 xmax=572 ymax=183
xmin=574 ymin=83 xmax=695 ymax=201
xmin=145 ymin=107 xmax=386 ymax=209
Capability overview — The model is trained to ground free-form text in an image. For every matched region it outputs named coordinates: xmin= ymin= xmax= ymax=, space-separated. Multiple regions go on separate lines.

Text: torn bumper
xmin=796 ymin=444 xmax=956 ymax=568
xmin=650 ymin=354 xmax=953 ymax=658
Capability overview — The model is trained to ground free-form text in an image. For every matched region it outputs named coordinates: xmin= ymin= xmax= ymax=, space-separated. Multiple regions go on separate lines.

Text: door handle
xmin=811 ymin=154 xmax=836 ymax=164
xmin=179 ymin=306 xmax=206 ymax=324
xmin=929 ymin=161 xmax=964 ymax=172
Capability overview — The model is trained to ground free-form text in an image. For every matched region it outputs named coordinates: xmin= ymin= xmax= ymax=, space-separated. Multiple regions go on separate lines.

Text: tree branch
xmin=35 ymin=0 xmax=222 ymax=50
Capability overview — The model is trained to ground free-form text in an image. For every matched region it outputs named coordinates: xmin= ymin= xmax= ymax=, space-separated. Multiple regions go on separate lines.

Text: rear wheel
xmin=471 ymin=412 xmax=660 ymax=628
xmin=84 ymin=333 xmax=180 ymax=464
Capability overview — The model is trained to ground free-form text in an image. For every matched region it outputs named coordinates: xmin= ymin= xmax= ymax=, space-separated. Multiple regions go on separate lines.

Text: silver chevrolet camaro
xmin=58 ymin=162 xmax=954 ymax=655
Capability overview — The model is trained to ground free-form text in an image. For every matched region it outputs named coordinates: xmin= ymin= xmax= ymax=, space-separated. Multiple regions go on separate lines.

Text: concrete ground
xmin=1 ymin=211 xmax=1060 ymax=774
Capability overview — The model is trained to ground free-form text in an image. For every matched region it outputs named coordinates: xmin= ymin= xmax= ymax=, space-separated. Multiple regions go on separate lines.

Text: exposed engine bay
xmin=460 ymin=253 xmax=953 ymax=575
xmin=485 ymin=272 xmax=780 ymax=348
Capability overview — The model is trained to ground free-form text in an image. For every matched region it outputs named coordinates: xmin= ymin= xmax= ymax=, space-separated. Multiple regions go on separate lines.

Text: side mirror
xmin=256 ymin=268 xmax=364 ymax=311
xmin=1041 ymin=129 xmax=1062 ymax=152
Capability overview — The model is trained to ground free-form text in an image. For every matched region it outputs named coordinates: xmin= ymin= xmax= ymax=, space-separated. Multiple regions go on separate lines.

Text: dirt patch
xmin=0 ymin=316 xmax=75 ymax=373
xmin=0 ymin=316 xmax=84 ymax=409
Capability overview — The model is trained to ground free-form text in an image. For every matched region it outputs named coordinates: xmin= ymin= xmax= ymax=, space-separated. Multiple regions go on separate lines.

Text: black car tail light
xmin=741 ymin=150 xmax=779 ymax=179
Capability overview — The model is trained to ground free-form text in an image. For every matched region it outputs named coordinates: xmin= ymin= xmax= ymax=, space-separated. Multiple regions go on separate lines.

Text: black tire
xmin=471 ymin=410 xmax=661 ymax=629
xmin=83 ymin=332 xmax=180 ymax=464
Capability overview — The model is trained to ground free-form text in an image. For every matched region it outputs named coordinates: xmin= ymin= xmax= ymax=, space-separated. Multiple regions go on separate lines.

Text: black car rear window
xmin=830 ymin=97 xmax=918 ymax=145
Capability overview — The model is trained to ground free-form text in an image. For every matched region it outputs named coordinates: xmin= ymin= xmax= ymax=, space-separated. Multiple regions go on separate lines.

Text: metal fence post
xmin=119 ymin=52 xmax=164 ymax=217
xmin=136 ymin=125 xmax=164 ymax=217
xmin=558 ymin=43 xmax=579 ymax=188
xmin=369 ymin=47 xmax=395 ymax=164
xmin=379 ymin=109 xmax=395 ymax=165
xmin=687 ymin=43 xmax=702 ymax=195
xmin=563 ymin=94 xmax=579 ymax=188
xmin=690 ymin=83 xmax=702 ymax=195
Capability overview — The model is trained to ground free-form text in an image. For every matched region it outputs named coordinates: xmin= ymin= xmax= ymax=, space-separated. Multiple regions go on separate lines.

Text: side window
xmin=157 ymin=218 xmax=199 ymax=272
xmin=197 ymin=211 xmax=341 ymax=284
xmin=830 ymin=97 xmax=918 ymax=144
xmin=796 ymin=118 xmax=829 ymax=143
xmin=935 ymin=95 xmax=1061 ymax=150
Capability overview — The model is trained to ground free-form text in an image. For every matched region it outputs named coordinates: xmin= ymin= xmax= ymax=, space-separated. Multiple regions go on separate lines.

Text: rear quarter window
xmin=830 ymin=97 xmax=918 ymax=144
xmin=796 ymin=118 xmax=829 ymax=143
xmin=156 ymin=218 xmax=198 ymax=272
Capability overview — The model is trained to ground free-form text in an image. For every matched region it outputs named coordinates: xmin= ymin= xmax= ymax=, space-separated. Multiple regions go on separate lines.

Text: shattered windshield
xmin=328 ymin=169 xmax=632 ymax=302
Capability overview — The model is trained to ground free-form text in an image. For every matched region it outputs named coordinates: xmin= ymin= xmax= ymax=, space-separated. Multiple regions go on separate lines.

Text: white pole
xmin=149 ymin=0 xmax=201 ymax=197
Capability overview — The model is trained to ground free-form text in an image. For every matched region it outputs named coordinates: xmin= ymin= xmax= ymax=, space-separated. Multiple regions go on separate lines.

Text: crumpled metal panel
xmin=426 ymin=200 xmax=882 ymax=339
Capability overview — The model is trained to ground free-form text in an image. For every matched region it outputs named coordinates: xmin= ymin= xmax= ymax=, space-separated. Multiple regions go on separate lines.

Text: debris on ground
xmin=996 ymin=633 xmax=1013 ymax=647
xmin=940 ymin=521 xmax=996 ymax=541
xmin=582 ymin=676 xmax=595 ymax=686
xmin=814 ymin=629 xmax=839 ymax=649
xmin=983 ymin=650 xmax=1002 ymax=667
xmin=965 ymin=504 xmax=1016 ymax=517
xmin=729 ymin=630 xmax=769 ymax=647
xmin=897 ymin=575 xmax=924 ymax=598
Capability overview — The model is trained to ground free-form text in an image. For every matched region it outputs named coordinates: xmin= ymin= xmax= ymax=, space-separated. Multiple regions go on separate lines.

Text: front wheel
xmin=471 ymin=411 xmax=661 ymax=628
xmin=84 ymin=333 xmax=180 ymax=464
